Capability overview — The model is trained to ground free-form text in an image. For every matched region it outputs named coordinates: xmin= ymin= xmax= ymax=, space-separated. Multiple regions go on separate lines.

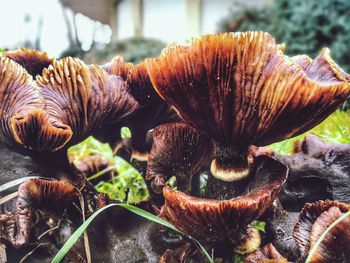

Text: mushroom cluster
xmin=0 ymin=31 xmax=349 ymax=262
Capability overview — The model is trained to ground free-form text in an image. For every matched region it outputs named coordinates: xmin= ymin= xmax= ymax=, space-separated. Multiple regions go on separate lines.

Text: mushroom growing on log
xmin=146 ymin=31 xmax=350 ymax=182
xmin=293 ymin=200 xmax=350 ymax=263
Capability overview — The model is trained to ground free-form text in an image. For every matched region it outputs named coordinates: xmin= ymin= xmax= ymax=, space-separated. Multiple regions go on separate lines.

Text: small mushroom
xmin=244 ymin=243 xmax=288 ymax=263
xmin=159 ymin=156 xmax=287 ymax=243
xmin=293 ymin=200 xmax=350 ymax=263
xmin=104 ymin=56 xmax=180 ymax=161
xmin=146 ymin=123 xmax=214 ymax=194
xmin=0 ymin=179 xmax=77 ymax=248
xmin=72 ymin=155 xmax=113 ymax=184
xmin=2 ymin=48 xmax=54 ymax=77
xmin=146 ymin=31 xmax=350 ymax=182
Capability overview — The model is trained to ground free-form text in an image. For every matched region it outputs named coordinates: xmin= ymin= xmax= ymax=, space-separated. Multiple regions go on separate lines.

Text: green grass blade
xmin=117 ymin=203 xmax=178 ymax=232
xmin=51 ymin=203 xmax=119 ymax=263
xmin=0 ymin=176 xmax=40 ymax=193
xmin=52 ymin=203 xmax=214 ymax=263
xmin=305 ymin=210 xmax=350 ymax=263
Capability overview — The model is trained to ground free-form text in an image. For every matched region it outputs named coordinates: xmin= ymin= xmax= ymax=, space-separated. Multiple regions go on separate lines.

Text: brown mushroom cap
xmin=2 ymin=48 xmax=54 ymax=77
xmin=293 ymin=200 xmax=350 ymax=263
xmin=0 ymin=179 xmax=77 ymax=248
xmin=145 ymin=31 xmax=350 ymax=182
xmin=159 ymin=156 xmax=287 ymax=242
xmin=244 ymin=243 xmax=288 ymax=263
xmin=0 ymin=55 xmax=72 ymax=153
xmin=104 ymin=56 xmax=180 ymax=161
xmin=146 ymin=123 xmax=214 ymax=194
xmin=36 ymin=57 xmax=139 ymax=146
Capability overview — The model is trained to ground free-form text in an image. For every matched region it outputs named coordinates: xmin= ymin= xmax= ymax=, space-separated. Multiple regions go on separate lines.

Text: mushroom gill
xmin=146 ymin=31 xmax=350 ymax=182
xmin=36 ymin=57 xmax=139 ymax=147
xmin=146 ymin=123 xmax=214 ymax=194
xmin=104 ymin=56 xmax=180 ymax=161
xmin=159 ymin=156 xmax=287 ymax=242
xmin=293 ymin=200 xmax=350 ymax=263
xmin=0 ymin=55 xmax=72 ymax=153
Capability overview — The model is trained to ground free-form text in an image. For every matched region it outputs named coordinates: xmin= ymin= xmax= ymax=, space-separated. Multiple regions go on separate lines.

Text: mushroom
xmin=103 ymin=56 xmax=180 ymax=161
xmin=146 ymin=123 xmax=214 ymax=195
xmin=159 ymin=156 xmax=287 ymax=243
xmin=0 ymin=179 xmax=77 ymax=248
xmin=244 ymin=243 xmax=288 ymax=263
xmin=293 ymin=200 xmax=350 ymax=263
xmin=0 ymin=49 xmax=139 ymax=183
xmin=0 ymin=56 xmax=73 ymax=156
xmin=1 ymin=48 xmax=54 ymax=77
xmin=145 ymin=31 xmax=350 ymax=182
xmin=72 ymin=155 xmax=113 ymax=184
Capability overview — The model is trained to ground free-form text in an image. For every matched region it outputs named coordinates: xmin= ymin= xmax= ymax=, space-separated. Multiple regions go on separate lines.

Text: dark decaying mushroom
xmin=146 ymin=123 xmax=214 ymax=194
xmin=146 ymin=31 xmax=350 ymax=182
xmin=293 ymin=200 xmax=350 ymax=263
xmin=272 ymin=135 xmax=350 ymax=211
xmin=103 ymin=55 xmax=180 ymax=161
xmin=0 ymin=179 xmax=77 ymax=248
xmin=159 ymin=156 xmax=287 ymax=242
xmin=244 ymin=243 xmax=288 ymax=263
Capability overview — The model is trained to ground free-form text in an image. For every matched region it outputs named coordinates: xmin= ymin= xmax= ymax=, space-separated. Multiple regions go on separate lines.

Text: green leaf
xmin=120 ymin=127 xmax=131 ymax=139
xmin=52 ymin=204 xmax=214 ymax=263
xmin=251 ymin=220 xmax=266 ymax=233
xmin=305 ymin=210 xmax=350 ymax=263
xmin=0 ymin=176 xmax=40 ymax=193
xmin=0 ymin=48 xmax=4 ymax=53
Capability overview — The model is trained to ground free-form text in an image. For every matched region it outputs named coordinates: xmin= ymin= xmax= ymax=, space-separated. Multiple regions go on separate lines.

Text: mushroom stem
xmin=211 ymin=142 xmax=250 ymax=182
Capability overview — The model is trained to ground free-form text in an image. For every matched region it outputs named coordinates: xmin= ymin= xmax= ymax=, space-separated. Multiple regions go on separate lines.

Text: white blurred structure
xmin=63 ymin=0 xmax=266 ymax=43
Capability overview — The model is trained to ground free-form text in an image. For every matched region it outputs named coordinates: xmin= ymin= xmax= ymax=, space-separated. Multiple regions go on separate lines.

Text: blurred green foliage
xmin=219 ymin=0 xmax=350 ymax=73
xmin=78 ymin=37 xmax=166 ymax=64
xmin=270 ymin=110 xmax=350 ymax=155
xmin=68 ymin=136 xmax=149 ymax=203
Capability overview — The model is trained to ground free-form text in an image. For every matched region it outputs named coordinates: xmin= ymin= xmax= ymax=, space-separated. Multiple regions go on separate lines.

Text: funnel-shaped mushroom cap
xmin=0 ymin=179 xmax=77 ymax=247
xmin=104 ymin=56 xmax=180 ymax=161
xmin=244 ymin=243 xmax=288 ymax=263
xmin=293 ymin=200 xmax=350 ymax=263
xmin=0 ymin=56 xmax=72 ymax=152
xmin=159 ymin=156 xmax=287 ymax=241
xmin=2 ymin=48 xmax=54 ymax=77
xmin=146 ymin=123 xmax=214 ymax=194
xmin=36 ymin=57 xmax=139 ymax=146
xmin=146 ymin=31 xmax=350 ymax=182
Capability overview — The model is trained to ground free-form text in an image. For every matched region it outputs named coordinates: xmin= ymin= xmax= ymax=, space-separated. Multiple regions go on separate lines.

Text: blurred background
xmin=1 ymin=0 xmax=350 ymax=203
xmin=2 ymin=0 xmax=349 ymax=71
